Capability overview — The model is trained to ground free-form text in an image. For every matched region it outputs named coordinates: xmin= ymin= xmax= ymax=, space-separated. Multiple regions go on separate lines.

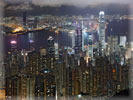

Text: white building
xmin=120 ymin=36 xmax=127 ymax=48
xmin=54 ymin=43 xmax=59 ymax=59
xmin=98 ymin=11 xmax=106 ymax=49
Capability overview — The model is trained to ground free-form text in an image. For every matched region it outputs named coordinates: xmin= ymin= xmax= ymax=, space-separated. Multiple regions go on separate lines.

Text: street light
xmin=78 ymin=94 xmax=82 ymax=98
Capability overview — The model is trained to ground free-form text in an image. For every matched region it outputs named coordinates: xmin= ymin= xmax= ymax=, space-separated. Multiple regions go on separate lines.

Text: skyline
xmin=0 ymin=1 xmax=133 ymax=99
xmin=2 ymin=13 xmax=130 ymax=53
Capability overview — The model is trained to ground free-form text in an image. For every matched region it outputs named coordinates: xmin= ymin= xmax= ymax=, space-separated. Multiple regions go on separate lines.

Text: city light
xmin=29 ymin=40 xmax=34 ymax=43
xmin=99 ymin=11 xmax=105 ymax=15
xmin=78 ymin=94 xmax=82 ymax=98
xmin=113 ymin=69 xmax=116 ymax=73
xmin=13 ymin=26 xmax=23 ymax=33
xmin=2 ymin=5 xmax=131 ymax=100
xmin=10 ymin=40 xmax=17 ymax=44
xmin=0 ymin=89 xmax=5 ymax=99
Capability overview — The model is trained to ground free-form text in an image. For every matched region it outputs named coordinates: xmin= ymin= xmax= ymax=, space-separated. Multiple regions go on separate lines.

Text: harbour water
xmin=3 ymin=19 xmax=130 ymax=53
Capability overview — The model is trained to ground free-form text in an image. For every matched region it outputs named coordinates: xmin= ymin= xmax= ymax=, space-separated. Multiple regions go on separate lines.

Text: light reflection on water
xmin=4 ymin=30 xmax=72 ymax=53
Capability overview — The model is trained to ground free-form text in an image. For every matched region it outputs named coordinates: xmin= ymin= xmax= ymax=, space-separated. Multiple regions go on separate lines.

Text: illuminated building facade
xmin=28 ymin=17 xmax=37 ymax=30
xmin=4 ymin=12 xmax=131 ymax=100
xmin=4 ymin=47 xmax=130 ymax=100
xmin=75 ymin=27 xmax=82 ymax=60
xmin=98 ymin=11 xmax=105 ymax=56
xmin=120 ymin=36 xmax=127 ymax=48
xmin=47 ymin=36 xmax=55 ymax=69
xmin=107 ymin=36 xmax=118 ymax=54
xmin=54 ymin=43 xmax=59 ymax=60
xmin=88 ymin=33 xmax=93 ymax=58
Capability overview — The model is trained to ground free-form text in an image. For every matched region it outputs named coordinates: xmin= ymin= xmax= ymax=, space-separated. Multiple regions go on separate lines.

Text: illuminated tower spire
xmin=98 ymin=11 xmax=105 ymax=56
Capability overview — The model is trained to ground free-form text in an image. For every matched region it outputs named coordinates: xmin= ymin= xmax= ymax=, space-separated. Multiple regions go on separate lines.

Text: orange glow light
xmin=113 ymin=69 xmax=116 ymax=73
xmin=0 ymin=89 xmax=5 ymax=99
xmin=13 ymin=26 xmax=23 ymax=33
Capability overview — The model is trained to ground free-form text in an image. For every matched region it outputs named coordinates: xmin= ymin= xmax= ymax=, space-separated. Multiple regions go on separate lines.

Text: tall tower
xmin=98 ymin=11 xmax=105 ymax=56
xmin=54 ymin=43 xmax=59 ymax=60
xmin=81 ymin=20 xmax=85 ymax=52
xmin=107 ymin=36 xmax=118 ymax=54
xmin=47 ymin=36 xmax=55 ymax=56
xmin=71 ymin=31 xmax=75 ymax=49
xmin=88 ymin=33 xmax=93 ymax=58
xmin=47 ymin=36 xmax=55 ymax=69
xmin=23 ymin=12 xmax=27 ymax=29
xmin=98 ymin=11 xmax=105 ymax=49
xmin=75 ymin=27 xmax=82 ymax=59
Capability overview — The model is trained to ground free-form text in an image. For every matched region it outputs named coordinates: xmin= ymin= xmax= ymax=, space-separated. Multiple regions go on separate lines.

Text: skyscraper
xmin=47 ymin=36 xmax=55 ymax=56
xmin=120 ymin=36 xmax=127 ymax=48
xmin=98 ymin=11 xmax=105 ymax=52
xmin=71 ymin=31 xmax=75 ymax=49
xmin=47 ymin=36 xmax=55 ymax=69
xmin=81 ymin=20 xmax=85 ymax=52
xmin=54 ymin=43 xmax=59 ymax=60
xmin=28 ymin=17 xmax=37 ymax=30
xmin=88 ymin=33 xmax=93 ymax=58
xmin=23 ymin=12 xmax=27 ymax=28
xmin=75 ymin=27 xmax=82 ymax=60
xmin=107 ymin=36 xmax=118 ymax=54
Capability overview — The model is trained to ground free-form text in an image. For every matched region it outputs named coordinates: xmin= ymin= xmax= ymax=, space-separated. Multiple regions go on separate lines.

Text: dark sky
xmin=4 ymin=4 xmax=129 ymax=17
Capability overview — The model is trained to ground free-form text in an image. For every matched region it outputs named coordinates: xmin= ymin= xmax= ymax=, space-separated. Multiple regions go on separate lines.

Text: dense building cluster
xmin=4 ymin=37 xmax=132 ymax=100
xmin=3 ymin=11 xmax=133 ymax=100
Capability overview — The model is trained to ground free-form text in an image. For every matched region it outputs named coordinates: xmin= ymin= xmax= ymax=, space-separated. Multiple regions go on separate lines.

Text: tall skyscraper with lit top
xmin=47 ymin=36 xmax=55 ymax=56
xmin=98 ymin=11 xmax=105 ymax=50
xmin=47 ymin=36 xmax=55 ymax=69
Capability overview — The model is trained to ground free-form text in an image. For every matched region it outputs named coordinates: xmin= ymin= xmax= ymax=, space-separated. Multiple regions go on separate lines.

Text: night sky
xmin=4 ymin=4 xmax=129 ymax=17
